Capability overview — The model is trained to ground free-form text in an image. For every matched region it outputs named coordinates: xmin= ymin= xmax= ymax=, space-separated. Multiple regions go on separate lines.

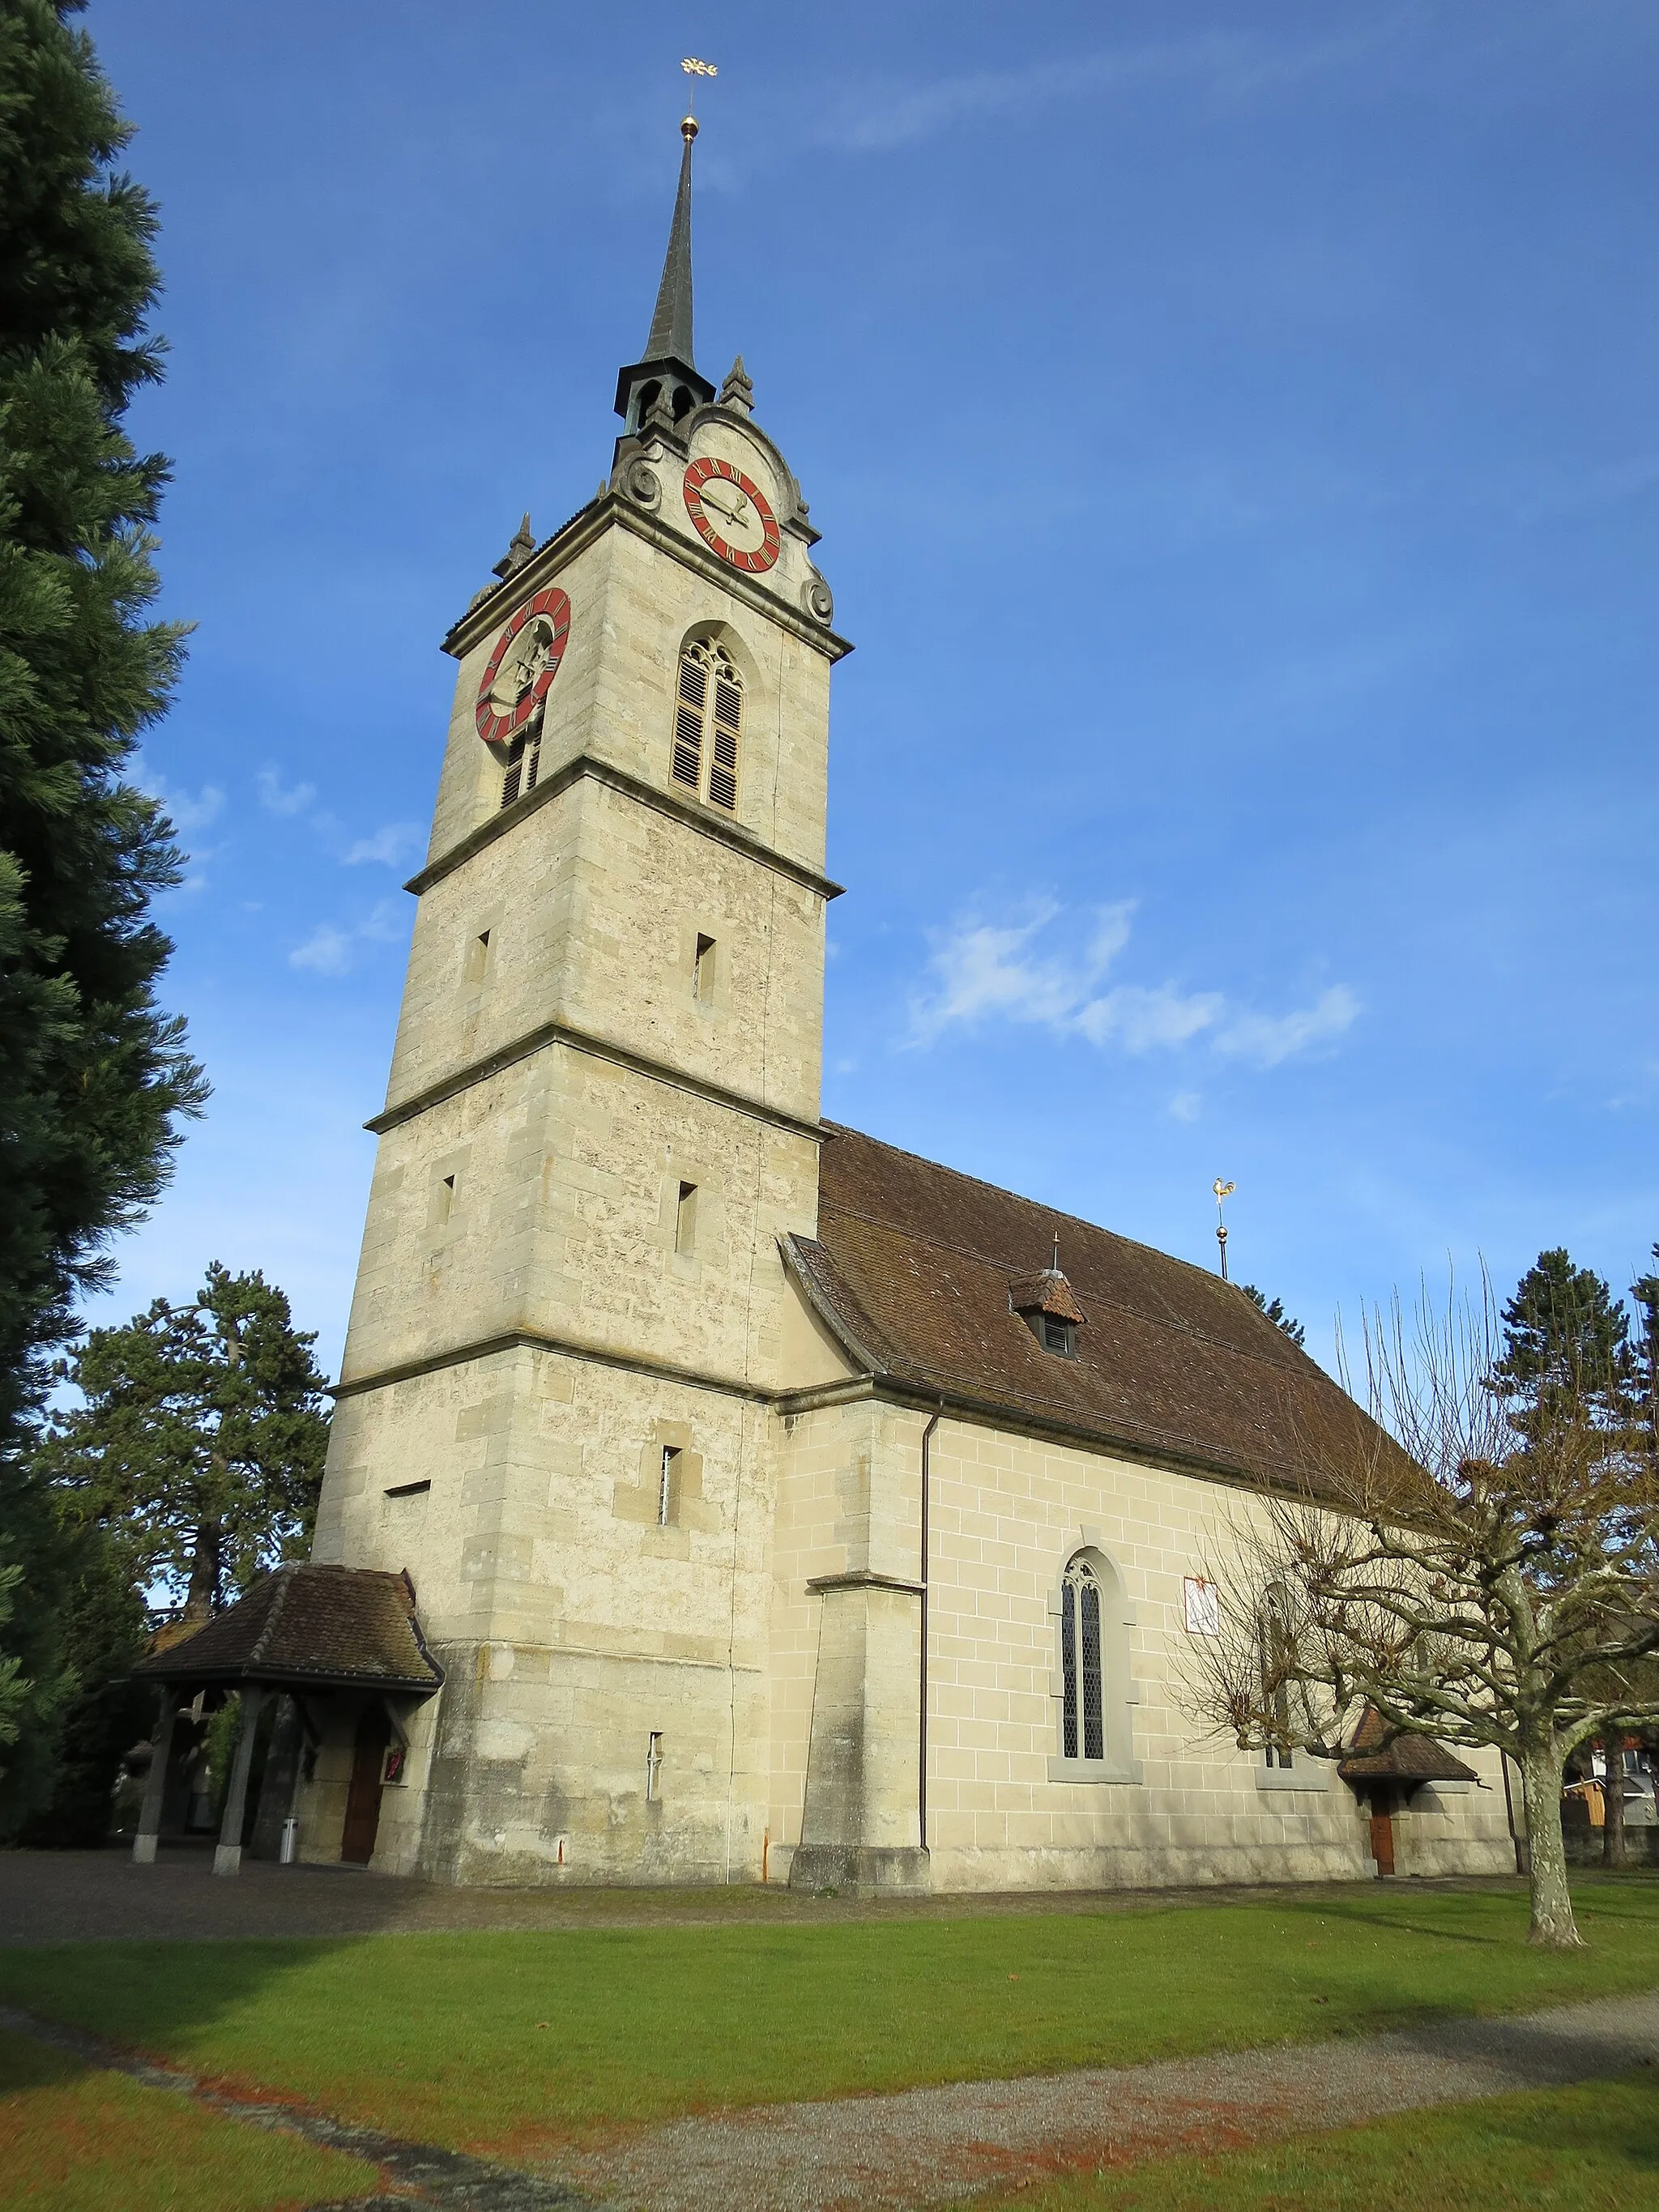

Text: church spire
xmin=643 ymin=117 xmax=697 ymax=369
xmin=613 ymin=117 xmax=715 ymax=437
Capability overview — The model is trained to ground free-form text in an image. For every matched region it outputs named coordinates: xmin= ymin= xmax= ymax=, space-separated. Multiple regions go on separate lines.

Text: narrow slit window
xmin=672 ymin=641 xmax=743 ymax=812
xmin=1060 ymin=1554 xmax=1105 ymax=1761
xmin=693 ymin=932 xmax=715 ymax=1001
xmin=434 ymin=1173 xmax=456 ymax=1227
xmin=674 ymin=1180 xmax=698 ymax=1256
xmin=464 ymin=929 xmax=491 ymax=987
xmin=646 ymin=1732 xmax=663 ymax=1799
xmin=658 ymin=1447 xmax=680 ymax=1527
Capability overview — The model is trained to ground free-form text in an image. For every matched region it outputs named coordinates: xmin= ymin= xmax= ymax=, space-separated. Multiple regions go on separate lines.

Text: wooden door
xmin=1369 ymin=1805 xmax=1396 ymax=1876
xmin=340 ymin=1706 xmax=390 ymax=1865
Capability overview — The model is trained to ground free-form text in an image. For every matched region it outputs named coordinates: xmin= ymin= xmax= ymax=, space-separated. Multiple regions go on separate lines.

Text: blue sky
xmin=84 ymin=0 xmax=1658 ymax=1377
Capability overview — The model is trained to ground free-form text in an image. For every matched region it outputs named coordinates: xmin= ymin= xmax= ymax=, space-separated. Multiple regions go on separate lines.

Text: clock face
xmin=683 ymin=458 xmax=781 ymax=574
xmin=475 ymin=587 xmax=570 ymax=744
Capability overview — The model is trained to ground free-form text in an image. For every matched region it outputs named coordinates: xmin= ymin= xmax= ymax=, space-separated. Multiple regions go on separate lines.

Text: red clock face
xmin=475 ymin=587 xmax=570 ymax=744
xmin=683 ymin=458 xmax=781 ymax=574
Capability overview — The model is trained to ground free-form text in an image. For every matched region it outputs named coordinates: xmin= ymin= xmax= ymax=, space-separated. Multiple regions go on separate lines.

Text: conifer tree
xmin=1239 ymin=1284 xmax=1307 ymax=1349
xmin=41 ymin=1265 xmax=332 ymax=1619
xmin=0 ymin=0 xmax=206 ymax=1452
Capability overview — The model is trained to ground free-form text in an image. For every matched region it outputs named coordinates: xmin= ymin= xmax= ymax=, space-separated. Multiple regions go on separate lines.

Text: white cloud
xmin=155 ymin=782 xmax=224 ymax=834
xmin=288 ymin=899 xmax=409 ymax=978
xmin=360 ymin=899 xmax=406 ymax=943
xmin=1169 ymin=1091 xmax=1203 ymax=1123
xmin=1075 ymin=984 xmax=1224 ymax=1053
xmin=132 ymin=757 xmax=226 ymax=839
xmin=1214 ymin=987 xmax=1361 ymax=1068
xmin=258 ymin=767 xmax=318 ymax=817
xmin=910 ymin=899 xmax=1136 ymax=1044
xmin=345 ymin=822 xmax=421 ymax=867
xmin=289 ymin=923 xmax=354 ymax=976
xmin=816 ymin=21 xmax=1392 ymax=155
xmin=910 ymin=901 xmax=1358 ymax=1071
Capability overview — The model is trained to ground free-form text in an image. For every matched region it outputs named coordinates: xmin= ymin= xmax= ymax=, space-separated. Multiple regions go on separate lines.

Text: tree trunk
xmin=1601 ymin=1737 xmax=1627 ymax=1869
xmin=180 ymin=1522 xmax=220 ymax=1626
xmin=1520 ymin=1741 xmax=1583 ymax=1948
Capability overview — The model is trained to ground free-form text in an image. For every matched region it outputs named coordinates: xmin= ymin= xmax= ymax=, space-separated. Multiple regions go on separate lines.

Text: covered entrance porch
xmin=130 ymin=1562 xmax=442 ymax=1875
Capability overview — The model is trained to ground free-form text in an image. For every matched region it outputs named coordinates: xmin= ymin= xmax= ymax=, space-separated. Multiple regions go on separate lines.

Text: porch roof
xmin=135 ymin=1564 xmax=443 ymax=1696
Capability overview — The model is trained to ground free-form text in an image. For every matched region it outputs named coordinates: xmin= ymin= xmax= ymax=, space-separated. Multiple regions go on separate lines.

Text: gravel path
xmin=542 ymin=1992 xmax=1659 ymax=2212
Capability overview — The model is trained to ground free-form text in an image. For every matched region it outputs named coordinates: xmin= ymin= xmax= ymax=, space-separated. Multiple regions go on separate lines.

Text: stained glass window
xmin=1060 ymin=1554 xmax=1105 ymax=1762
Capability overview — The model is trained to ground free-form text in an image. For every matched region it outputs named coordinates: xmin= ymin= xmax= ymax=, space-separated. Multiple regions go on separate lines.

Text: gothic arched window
xmin=1060 ymin=1554 xmax=1105 ymax=1762
xmin=672 ymin=640 xmax=743 ymax=812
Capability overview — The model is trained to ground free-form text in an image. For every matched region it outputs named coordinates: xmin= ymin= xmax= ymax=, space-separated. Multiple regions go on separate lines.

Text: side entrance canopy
xmin=131 ymin=1562 xmax=442 ymax=1875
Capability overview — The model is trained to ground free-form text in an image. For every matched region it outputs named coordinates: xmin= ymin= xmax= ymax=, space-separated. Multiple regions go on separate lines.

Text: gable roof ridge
xmin=817 ymin=1191 xmax=1307 ymax=1379
xmin=821 ymin=1120 xmax=1288 ymax=1306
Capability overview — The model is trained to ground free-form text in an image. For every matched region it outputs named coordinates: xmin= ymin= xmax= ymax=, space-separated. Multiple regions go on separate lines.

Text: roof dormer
xmin=1009 ymin=1247 xmax=1086 ymax=1360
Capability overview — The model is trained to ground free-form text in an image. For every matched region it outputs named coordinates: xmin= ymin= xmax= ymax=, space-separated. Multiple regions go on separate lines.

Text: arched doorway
xmin=341 ymin=1704 xmax=391 ymax=1865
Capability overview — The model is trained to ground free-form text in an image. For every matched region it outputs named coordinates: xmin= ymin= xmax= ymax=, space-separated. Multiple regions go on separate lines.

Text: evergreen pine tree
xmin=41 ymin=1264 xmax=332 ymax=1619
xmin=1491 ymin=1248 xmax=1634 ymax=1441
xmin=1239 ymin=1283 xmax=1307 ymax=1349
xmin=0 ymin=0 xmax=207 ymax=1452
xmin=1632 ymin=1245 xmax=1658 ymax=1455
xmin=1492 ymin=1249 xmax=1640 ymax=1865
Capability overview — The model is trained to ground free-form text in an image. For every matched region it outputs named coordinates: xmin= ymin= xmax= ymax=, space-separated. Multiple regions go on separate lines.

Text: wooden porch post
xmin=212 ymin=1686 xmax=267 ymax=1877
xmin=132 ymin=1690 xmax=180 ymax=1865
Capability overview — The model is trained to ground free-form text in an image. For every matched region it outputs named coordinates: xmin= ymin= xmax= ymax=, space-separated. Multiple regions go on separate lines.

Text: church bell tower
xmin=308 ymin=116 xmax=850 ymax=1884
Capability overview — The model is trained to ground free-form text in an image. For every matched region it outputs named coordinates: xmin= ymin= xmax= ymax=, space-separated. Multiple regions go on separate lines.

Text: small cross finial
xmin=1051 ymin=1232 xmax=1060 ymax=1274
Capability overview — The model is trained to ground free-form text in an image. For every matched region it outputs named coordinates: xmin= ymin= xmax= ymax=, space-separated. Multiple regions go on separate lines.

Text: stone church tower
xmin=310 ymin=118 xmax=851 ymax=1884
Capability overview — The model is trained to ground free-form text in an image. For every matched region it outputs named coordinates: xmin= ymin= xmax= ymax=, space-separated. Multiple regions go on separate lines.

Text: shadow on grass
xmin=1 ymin=1859 xmax=1657 ymax=2153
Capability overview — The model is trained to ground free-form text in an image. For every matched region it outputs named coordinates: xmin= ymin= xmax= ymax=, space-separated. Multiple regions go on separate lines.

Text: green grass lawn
xmin=963 ymin=2069 xmax=1659 ymax=2212
xmin=0 ymin=2028 xmax=382 ymax=2212
xmin=1 ymin=1876 xmax=1656 ymax=2160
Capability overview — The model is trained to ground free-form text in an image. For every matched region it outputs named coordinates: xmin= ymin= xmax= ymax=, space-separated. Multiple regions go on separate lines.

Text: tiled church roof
xmin=787 ymin=1123 xmax=1379 ymax=1493
xmin=136 ymin=1564 xmax=443 ymax=1694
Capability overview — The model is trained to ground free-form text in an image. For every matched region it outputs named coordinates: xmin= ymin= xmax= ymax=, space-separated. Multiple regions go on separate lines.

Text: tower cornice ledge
xmin=442 ymin=493 xmax=853 ymax=663
xmin=403 ymin=751 xmax=846 ymax=905
xmin=365 ymin=1012 xmax=825 ymax=1142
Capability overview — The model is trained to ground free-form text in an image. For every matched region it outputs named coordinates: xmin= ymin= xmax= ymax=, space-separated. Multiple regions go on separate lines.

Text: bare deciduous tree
xmin=1179 ymin=1276 xmax=1659 ymax=1950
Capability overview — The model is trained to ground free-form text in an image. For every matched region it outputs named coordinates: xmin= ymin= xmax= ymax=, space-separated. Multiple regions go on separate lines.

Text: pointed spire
xmin=644 ymin=117 xmax=697 ymax=369
xmin=718 ymin=353 xmax=753 ymax=417
xmin=613 ymin=120 xmax=716 ymax=430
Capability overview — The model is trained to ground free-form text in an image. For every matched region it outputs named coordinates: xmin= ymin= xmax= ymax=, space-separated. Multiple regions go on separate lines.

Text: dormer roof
xmin=1008 ymin=1268 xmax=1087 ymax=1328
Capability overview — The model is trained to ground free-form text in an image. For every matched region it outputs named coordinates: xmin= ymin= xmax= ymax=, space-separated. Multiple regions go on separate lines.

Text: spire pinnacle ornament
xmin=719 ymin=354 xmax=753 ymax=416
xmin=492 ymin=511 xmax=535 ymax=581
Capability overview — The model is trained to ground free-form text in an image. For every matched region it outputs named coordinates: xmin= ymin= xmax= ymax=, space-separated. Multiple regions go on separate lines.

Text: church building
xmin=141 ymin=121 xmax=1513 ymax=1893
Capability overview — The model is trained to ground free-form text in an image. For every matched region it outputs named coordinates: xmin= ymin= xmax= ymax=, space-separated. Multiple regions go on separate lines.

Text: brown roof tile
xmin=137 ymin=1564 xmax=443 ymax=1694
xmin=1338 ymin=1706 xmax=1481 ymax=1784
xmin=1008 ymin=1270 xmax=1088 ymax=1326
xmin=789 ymin=1123 xmax=1377 ymax=1492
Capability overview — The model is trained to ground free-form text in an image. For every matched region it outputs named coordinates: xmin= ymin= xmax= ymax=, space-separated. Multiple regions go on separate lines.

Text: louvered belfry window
xmin=672 ymin=641 xmax=742 ymax=812
xmin=500 ymin=729 xmax=541 ymax=810
xmin=1060 ymin=1554 xmax=1105 ymax=1762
